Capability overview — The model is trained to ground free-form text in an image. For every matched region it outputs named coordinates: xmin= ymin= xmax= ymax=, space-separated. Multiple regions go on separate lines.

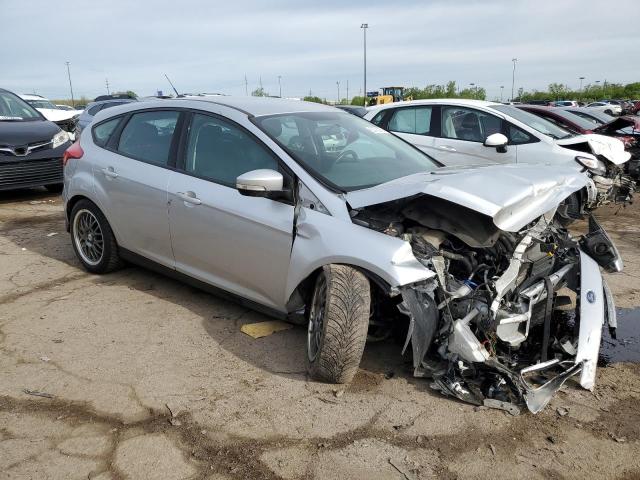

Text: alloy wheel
xmin=73 ymin=209 xmax=104 ymax=266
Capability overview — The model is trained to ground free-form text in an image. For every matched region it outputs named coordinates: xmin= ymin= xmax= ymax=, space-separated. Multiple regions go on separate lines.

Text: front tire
xmin=307 ymin=265 xmax=370 ymax=384
xmin=70 ymin=200 xmax=123 ymax=274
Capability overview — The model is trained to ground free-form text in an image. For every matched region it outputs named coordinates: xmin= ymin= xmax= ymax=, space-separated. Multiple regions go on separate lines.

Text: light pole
xmin=65 ymin=61 xmax=75 ymax=107
xmin=336 ymin=81 xmax=340 ymax=104
xmin=469 ymin=83 xmax=475 ymax=99
xmin=500 ymin=85 xmax=504 ymax=102
xmin=595 ymin=80 xmax=601 ymax=99
xmin=278 ymin=76 xmax=282 ymax=98
xmin=511 ymin=58 xmax=518 ymax=102
xmin=579 ymin=76 xmax=585 ymax=101
xmin=361 ymin=23 xmax=368 ymax=107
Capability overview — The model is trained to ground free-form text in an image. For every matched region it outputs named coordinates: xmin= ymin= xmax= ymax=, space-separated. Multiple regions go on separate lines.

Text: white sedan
xmin=363 ymin=98 xmax=632 ymax=213
xmin=585 ymin=102 xmax=622 ymax=116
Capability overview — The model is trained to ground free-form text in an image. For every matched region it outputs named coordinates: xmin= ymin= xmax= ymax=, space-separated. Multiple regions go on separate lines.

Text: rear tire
xmin=70 ymin=200 xmax=123 ymax=274
xmin=307 ymin=265 xmax=370 ymax=384
xmin=605 ymin=109 xmax=613 ymax=116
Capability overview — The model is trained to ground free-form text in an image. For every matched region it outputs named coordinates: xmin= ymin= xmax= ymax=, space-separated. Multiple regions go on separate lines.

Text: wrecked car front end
xmin=347 ymin=165 xmax=622 ymax=414
xmin=557 ymin=134 xmax=636 ymax=210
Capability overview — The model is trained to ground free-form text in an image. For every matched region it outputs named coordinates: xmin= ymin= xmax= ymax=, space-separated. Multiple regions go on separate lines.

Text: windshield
xmin=27 ymin=99 xmax=58 ymax=109
xmin=254 ymin=112 xmax=439 ymax=191
xmin=492 ymin=105 xmax=572 ymax=140
xmin=568 ymin=109 xmax=605 ymax=125
xmin=0 ymin=92 xmax=42 ymax=121
xmin=551 ymin=109 xmax=600 ymax=130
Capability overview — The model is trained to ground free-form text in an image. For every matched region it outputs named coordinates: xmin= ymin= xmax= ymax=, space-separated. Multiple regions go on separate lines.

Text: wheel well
xmin=285 ymin=264 xmax=393 ymax=315
xmin=65 ymin=195 xmax=93 ymax=230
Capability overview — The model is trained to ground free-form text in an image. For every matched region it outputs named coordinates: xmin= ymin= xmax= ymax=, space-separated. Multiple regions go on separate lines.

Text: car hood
xmin=0 ymin=119 xmax=60 ymax=145
xmin=593 ymin=116 xmax=640 ymax=134
xmin=345 ymin=164 xmax=588 ymax=232
xmin=555 ymin=133 xmax=631 ymax=165
xmin=36 ymin=108 xmax=78 ymax=122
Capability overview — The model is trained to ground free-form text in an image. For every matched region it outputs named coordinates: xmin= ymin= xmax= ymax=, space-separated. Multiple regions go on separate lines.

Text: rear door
xmin=433 ymin=105 xmax=516 ymax=166
xmin=91 ymin=109 xmax=181 ymax=267
xmin=167 ymin=111 xmax=295 ymax=310
xmin=385 ymin=105 xmax=438 ymax=156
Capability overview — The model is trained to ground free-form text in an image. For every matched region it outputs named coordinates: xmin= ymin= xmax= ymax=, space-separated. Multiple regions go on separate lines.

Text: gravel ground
xmin=0 ymin=188 xmax=639 ymax=480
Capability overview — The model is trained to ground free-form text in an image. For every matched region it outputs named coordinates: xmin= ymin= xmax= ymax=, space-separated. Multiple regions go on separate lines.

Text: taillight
xmin=63 ymin=141 xmax=84 ymax=166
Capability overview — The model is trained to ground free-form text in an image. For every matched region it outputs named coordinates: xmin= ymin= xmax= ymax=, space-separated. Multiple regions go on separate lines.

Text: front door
xmin=433 ymin=106 xmax=517 ymax=166
xmin=167 ymin=112 xmax=295 ymax=310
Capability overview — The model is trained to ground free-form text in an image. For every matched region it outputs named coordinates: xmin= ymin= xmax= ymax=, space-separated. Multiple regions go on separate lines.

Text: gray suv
xmin=63 ymin=97 xmax=621 ymax=413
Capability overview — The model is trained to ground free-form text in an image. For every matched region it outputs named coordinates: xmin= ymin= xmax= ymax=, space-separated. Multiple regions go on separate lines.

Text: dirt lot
xmin=1 ymin=189 xmax=639 ymax=480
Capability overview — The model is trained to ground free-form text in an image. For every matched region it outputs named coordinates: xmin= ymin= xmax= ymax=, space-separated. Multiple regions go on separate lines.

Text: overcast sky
xmin=2 ymin=0 xmax=639 ymax=101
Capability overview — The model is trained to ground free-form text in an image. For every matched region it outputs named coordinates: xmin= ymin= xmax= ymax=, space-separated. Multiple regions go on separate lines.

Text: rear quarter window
xmin=92 ymin=117 xmax=122 ymax=147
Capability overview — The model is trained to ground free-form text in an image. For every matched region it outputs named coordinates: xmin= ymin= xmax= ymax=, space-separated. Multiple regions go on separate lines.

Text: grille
xmin=0 ymin=158 xmax=63 ymax=190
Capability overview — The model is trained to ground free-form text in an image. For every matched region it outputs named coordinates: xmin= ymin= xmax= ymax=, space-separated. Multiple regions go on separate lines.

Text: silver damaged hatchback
xmin=63 ymin=97 xmax=622 ymax=414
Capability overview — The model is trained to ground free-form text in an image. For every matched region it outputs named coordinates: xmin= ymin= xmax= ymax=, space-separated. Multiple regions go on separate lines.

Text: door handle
xmin=438 ymin=145 xmax=457 ymax=152
xmin=102 ymin=167 xmax=119 ymax=178
xmin=176 ymin=191 xmax=202 ymax=205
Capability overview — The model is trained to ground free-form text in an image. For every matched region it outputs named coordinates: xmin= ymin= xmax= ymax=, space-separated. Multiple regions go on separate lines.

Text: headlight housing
xmin=52 ymin=130 xmax=70 ymax=149
xmin=575 ymin=155 xmax=607 ymax=175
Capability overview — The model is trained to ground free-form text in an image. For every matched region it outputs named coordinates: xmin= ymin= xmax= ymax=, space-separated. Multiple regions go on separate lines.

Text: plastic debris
xmin=240 ymin=320 xmax=293 ymax=339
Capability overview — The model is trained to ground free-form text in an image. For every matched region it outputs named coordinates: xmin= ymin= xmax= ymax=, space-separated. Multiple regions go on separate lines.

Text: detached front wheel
xmin=307 ymin=265 xmax=370 ymax=384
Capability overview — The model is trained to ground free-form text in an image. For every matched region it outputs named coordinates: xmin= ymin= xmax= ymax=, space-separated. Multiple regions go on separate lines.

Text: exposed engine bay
xmin=351 ymin=195 xmax=621 ymax=414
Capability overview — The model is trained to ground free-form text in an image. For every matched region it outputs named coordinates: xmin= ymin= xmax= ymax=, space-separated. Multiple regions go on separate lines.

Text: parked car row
xmin=526 ymin=99 xmax=639 ymax=116
xmin=364 ymin=99 xmax=635 ymax=224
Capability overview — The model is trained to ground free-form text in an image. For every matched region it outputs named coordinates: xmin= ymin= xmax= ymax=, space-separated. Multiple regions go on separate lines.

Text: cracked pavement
xmin=0 ymin=189 xmax=639 ymax=480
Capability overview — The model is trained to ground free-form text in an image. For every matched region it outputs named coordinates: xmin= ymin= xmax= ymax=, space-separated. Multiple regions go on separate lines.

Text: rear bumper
xmin=0 ymin=142 xmax=70 ymax=191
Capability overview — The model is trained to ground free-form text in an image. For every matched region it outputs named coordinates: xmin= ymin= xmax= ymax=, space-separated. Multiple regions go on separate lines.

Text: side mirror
xmin=236 ymin=169 xmax=291 ymax=201
xmin=484 ymin=133 xmax=509 ymax=153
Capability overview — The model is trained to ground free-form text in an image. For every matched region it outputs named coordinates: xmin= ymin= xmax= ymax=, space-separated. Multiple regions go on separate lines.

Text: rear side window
xmin=388 ymin=107 xmax=433 ymax=135
xmin=117 ymin=110 xmax=179 ymax=166
xmin=92 ymin=117 xmax=121 ymax=147
xmin=184 ymin=113 xmax=278 ymax=186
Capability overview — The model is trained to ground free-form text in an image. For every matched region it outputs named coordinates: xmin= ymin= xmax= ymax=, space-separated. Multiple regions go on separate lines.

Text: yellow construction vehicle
xmin=367 ymin=86 xmax=409 ymax=106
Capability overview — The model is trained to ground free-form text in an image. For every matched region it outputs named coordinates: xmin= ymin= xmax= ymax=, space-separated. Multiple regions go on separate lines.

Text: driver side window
xmin=184 ymin=113 xmax=278 ymax=186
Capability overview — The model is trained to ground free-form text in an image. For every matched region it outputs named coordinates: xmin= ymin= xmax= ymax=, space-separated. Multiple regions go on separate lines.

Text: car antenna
xmin=164 ymin=74 xmax=180 ymax=97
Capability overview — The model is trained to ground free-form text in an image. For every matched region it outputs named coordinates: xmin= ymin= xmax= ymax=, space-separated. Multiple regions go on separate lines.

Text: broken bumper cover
xmin=401 ymin=247 xmax=612 ymax=414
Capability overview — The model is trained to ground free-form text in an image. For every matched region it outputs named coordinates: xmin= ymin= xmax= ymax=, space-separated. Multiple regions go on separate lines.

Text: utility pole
xmin=500 ymin=85 xmax=504 ymax=102
xmin=65 ymin=61 xmax=75 ymax=107
xmin=361 ymin=23 xmax=368 ymax=107
xmin=244 ymin=75 xmax=248 ymax=96
xmin=511 ymin=58 xmax=518 ymax=102
xmin=105 ymin=78 xmax=110 ymax=95
xmin=278 ymin=76 xmax=282 ymax=98
xmin=336 ymin=81 xmax=340 ymax=104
